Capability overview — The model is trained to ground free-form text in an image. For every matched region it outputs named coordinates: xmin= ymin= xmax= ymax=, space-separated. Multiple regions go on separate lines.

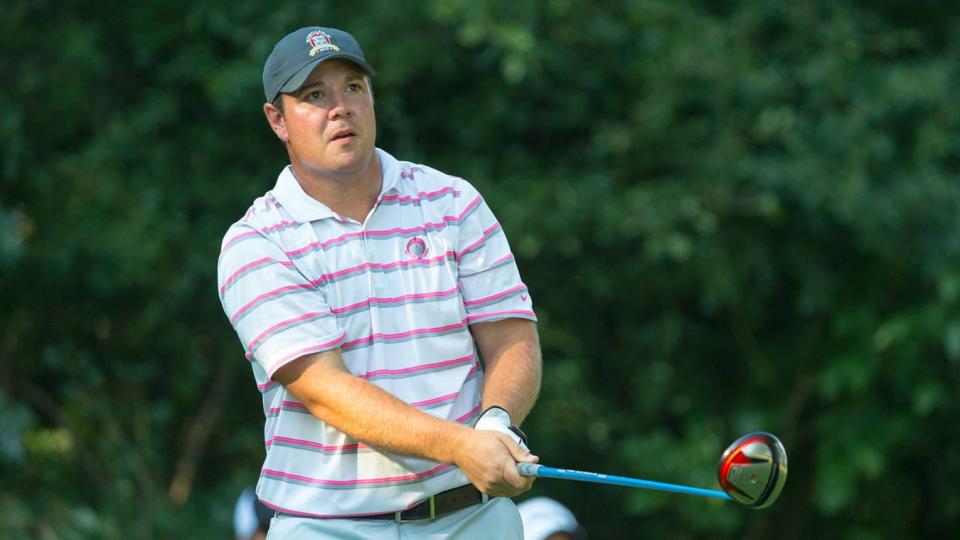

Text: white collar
xmin=271 ymin=148 xmax=402 ymax=223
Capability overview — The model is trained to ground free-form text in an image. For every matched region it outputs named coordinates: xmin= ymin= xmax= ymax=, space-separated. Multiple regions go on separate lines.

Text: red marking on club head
xmin=717 ymin=432 xmax=789 ymax=509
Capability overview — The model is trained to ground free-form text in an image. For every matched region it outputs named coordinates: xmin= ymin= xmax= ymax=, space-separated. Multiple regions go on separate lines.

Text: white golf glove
xmin=474 ymin=406 xmax=530 ymax=451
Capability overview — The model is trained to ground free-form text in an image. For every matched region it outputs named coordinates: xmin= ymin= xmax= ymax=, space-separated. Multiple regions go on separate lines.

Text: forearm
xmin=276 ymin=353 xmax=471 ymax=464
xmin=275 ymin=347 xmax=538 ymax=496
xmin=317 ymin=371 xmax=537 ymax=496
xmin=474 ymin=319 xmax=542 ymax=425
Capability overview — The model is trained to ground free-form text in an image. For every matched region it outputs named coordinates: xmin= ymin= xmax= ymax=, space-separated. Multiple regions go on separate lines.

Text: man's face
xmin=273 ymin=59 xmax=376 ymax=178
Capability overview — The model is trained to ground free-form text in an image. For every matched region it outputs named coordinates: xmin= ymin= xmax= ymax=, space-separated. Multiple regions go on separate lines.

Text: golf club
xmin=518 ymin=431 xmax=787 ymax=509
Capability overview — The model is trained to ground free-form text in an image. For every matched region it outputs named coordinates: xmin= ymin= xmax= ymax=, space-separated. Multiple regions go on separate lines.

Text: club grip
xmin=517 ymin=463 xmax=542 ymax=477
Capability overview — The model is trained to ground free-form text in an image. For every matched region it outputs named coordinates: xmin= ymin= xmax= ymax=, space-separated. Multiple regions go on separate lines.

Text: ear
xmin=263 ymin=101 xmax=289 ymax=143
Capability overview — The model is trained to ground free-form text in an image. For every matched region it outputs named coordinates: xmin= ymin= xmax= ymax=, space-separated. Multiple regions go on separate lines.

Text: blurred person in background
xmin=517 ymin=497 xmax=587 ymax=540
xmin=234 ymin=487 xmax=272 ymax=540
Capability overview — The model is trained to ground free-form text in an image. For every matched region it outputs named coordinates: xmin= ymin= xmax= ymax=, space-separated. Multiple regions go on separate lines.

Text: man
xmin=217 ymin=26 xmax=542 ymax=538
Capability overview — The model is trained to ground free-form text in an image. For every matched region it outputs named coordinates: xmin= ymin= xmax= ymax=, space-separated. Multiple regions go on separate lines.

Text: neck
xmin=291 ymin=154 xmax=383 ymax=222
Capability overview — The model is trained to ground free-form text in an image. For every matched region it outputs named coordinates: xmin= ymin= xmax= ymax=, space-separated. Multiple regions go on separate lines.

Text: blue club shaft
xmin=517 ymin=463 xmax=733 ymax=501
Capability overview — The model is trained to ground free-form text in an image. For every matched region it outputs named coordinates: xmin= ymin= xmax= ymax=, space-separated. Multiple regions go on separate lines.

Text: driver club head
xmin=717 ymin=432 xmax=788 ymax=509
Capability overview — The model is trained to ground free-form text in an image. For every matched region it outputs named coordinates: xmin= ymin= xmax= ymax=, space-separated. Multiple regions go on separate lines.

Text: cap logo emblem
xmin=306 ymin=31 xmax=341 ymax=57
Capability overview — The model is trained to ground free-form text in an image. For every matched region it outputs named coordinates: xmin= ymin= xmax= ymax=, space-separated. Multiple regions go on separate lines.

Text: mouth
xmin=330 ymin=129 xmax=356 ymax=143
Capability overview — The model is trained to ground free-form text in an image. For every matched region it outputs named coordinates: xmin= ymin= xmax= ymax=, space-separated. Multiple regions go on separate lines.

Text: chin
xmin=332 ymin=149 xmax=374 ymax=170
xmin=310 ymin=160 xmax=362 ymax=179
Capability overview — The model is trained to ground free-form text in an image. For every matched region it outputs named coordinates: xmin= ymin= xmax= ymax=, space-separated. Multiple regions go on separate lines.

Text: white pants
xmin=266 ymin=497 xmax=523 ymax=540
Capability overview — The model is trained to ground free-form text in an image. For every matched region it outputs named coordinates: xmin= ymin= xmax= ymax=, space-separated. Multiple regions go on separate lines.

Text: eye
xmin=346 ymin=82 xmax=363 ymax=92
xmin=306 ymin=90 xmax=325 ymax=101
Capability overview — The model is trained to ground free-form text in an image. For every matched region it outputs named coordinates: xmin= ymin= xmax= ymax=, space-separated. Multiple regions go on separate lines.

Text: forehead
xmin=302 ymin=59 xmax=368 ymax=86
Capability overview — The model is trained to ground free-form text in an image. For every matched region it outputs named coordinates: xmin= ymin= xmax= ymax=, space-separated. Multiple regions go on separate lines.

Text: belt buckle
xmin=394 ymin=495 xmax=436 ymax=522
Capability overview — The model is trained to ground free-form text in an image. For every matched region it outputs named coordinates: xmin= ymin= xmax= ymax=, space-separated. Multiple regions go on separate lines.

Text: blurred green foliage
xmin=2 ymin=0 xmax=959 ymax=538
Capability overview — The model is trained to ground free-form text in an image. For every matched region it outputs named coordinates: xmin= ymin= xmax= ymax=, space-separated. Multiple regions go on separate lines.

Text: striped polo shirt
xmin=217 ymin=148 xmax=536 ymax=517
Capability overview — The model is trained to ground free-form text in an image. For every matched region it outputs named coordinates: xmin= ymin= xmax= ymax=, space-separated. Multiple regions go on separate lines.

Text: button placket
xmin=361 ymin=228 xmax=385 ymax=291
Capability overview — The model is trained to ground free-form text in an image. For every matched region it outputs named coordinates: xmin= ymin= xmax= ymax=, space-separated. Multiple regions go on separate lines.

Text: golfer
xmin=217 ymin=26 xmax=542 ymax=538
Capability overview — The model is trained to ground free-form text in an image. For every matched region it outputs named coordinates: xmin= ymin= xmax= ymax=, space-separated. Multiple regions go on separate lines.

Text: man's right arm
xmin=273 ymin=349 xmax=538 ymax=497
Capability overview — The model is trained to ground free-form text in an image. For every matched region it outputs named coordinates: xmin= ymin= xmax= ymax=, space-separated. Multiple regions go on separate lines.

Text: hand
xmin=453 ymin=428 xmax=538 ymax=497
xmin=474 ymin=406 xmax=530 ymax=451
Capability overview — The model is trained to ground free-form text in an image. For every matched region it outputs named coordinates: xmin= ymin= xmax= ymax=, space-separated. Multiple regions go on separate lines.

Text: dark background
xmin=2 ymin=1 xmax=959 ymax=538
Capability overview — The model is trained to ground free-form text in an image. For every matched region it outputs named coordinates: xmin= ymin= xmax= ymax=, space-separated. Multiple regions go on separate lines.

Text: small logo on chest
xmin=405 ymin=237 xmax=428 ymax=259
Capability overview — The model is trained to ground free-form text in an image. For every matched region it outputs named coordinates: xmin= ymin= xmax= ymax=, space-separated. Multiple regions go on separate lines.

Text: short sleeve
xmin=454 ymin=183 xmax=537 ymax=325
xmin=218 ymin=225 xmax=345 ymax=376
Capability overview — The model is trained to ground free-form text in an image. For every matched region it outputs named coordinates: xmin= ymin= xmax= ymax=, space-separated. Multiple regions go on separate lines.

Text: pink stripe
xmin=463 ymin=284 xmax=526 ymax=308
xmin=230 ymin=283 xmax=315 ymax=324
xmin=410 ymin=392 xmax=459 ymax=408
xmin=420 ymin=186 xmax=459 ymax=199
xmin=231 ymin=269 xmax=458 ymax=327
xmin=249 ymin=333 xmax=346 ymax=363
xmin=466 ymin=310 xmax=536 ymax=324
xmin=342 ymin=320 xmax=466 ymax=350
xmin=365 ymin=218 xmax=463 ymax=237
xmin=266 ymin=435 xmax=363 ymax=452
xmin=220 ymin=257 xmax=296 ymax=295
xmin=491 ymin=253 xmax=515 ymax=266
xmin=365 ymin=224 xmax=440 ymax=238
xmin=221 ymin=221 xmax=298 ymax=255
xmin=222 ymin=230 xmax=259 ymax=252
xmin=359 ymin=353 xmax=475 ymax=379
xmin=287 ymin=230 xmax=366 ymax=258
xmin=400 ymin=167 xmax=424 ymax=180
xmin=455 ymin=405 xmax=482 ymax=423
xmin=262 ymin=220 xmax=298 ymax=234
xmin=281 ymin=400 xmax=307 ymax=410
xmin=286 ymin=206 xmax=473 ymax=259
xmin=313 ymin=251 xmax=457 ymax=287
xmin=331 ymin=287 xmax=459 ymax=315
xmin=275 ymin=336 xmax=346 ymax=364
xmin=262 ymin=463 xmax=451 ymax=487
xmin=221 ymin=256 xmax=273 ymax=293
xmin=460 ymin=195 xmax=482 ymax=219
xmin=287 ymin=241 xmax=325 ymax=259
xmin=257 ymin=380 xmax=277 ymax=391
xmin=459 ymin=223 xmax=501 ymax=258
xmin=264 ymin=402 xmax=307 ymax=416
xmin=288 ymin=198 xmax=480 ymax=261
xmin=246 ymin=311 xmax=332 ymax=352
xmin=460 ymin=253 xmax=516 ymax=279
xmin=381 ymin=186 xmax=461 ymax=203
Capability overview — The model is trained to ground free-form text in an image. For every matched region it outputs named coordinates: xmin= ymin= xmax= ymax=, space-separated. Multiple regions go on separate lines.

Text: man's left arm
xmin=470 ymin=318 xmax=542 ymax=426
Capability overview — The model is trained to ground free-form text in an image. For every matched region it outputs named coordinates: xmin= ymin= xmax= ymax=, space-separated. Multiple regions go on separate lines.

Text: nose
xmin=328 ymin=92 xmax=353 ymax=120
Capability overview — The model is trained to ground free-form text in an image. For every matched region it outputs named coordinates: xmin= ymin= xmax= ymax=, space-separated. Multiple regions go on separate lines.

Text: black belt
xmin=276 ymin=484 xmax=489 ymax=522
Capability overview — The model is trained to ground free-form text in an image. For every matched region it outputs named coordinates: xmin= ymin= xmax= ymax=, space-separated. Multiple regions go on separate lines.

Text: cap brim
xmin=278 ymin=54 xmax=377 ymax=96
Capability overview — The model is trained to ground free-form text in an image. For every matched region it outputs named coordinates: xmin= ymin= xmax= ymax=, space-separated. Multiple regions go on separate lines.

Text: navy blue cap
xmin=263 ymin=27 xmax=376 ymax=103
